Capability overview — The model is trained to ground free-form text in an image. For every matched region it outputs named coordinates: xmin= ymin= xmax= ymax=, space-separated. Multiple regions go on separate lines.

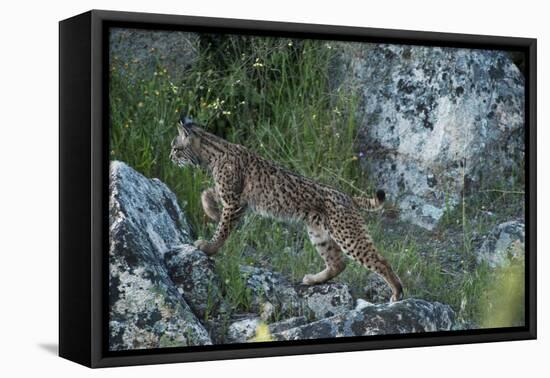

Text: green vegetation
xmin=110 ymin=35 xmax=524 ymax=327
xmin=480 ymin=255 xmax=525 ymax=328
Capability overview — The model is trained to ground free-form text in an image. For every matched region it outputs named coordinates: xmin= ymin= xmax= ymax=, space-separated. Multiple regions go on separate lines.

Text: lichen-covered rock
xmin=108 ymin=161 xmax=463 ymax=346
xmin=225 ymin=317 xmax=261 ymax=343
xmin=240 ymin=266 xmax=354 ymax=320
xmin=109 ymin=28 xmax=198 ymax=79
xmin=477 ymin=220 xmax=525 ymax=268
xmin=225 ymin=316 xmax=309 ymax=343
xmin=109 ymin=161 xmax=211 ymax=350
xmin=363 ymin=273 xmax=392 ymax=304
xmin=268 ymin=316 xmax=309 ymax=334
xmin=295 ymin=283 xmax=355 ymax=318
xmin=335 ymin=44 xmax=524 ymax=229
xmin=240 ymin=265 xmax=300 ymax=317
xmin=164 ymin=244 xmax=226 ymax=320
xmin=272 ymin=298 xmax=456 ymax=341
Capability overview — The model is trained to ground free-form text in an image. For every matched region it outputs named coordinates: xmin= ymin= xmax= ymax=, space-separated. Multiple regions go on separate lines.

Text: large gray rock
xmin=164 ymin=244 xmax=226 ymax=321
xmin=477 ymin=220 xmax=525 ymax=268
xmin=363 ymin=273 xmax=392 ymax=304
xmin=295 ymin=283 xmax=355 ymax=319
xmin=272 ymin=298 xmax=456 ymax=340
xmin=239 ymin=265 xmax=299 ymax=318
xmin=109 ymin=161 xmax=211 ymax=350
xmin=109 ymin=28 xmax=198 ymax=79
xmin=225 ymin=316 xmax=309 ymax=344
xmin=336 ymin=44 xmax=524 ymax=229
xmin=240 ymin=266 xmax=354 ymax=321
xmin=225 ymin=317 xmax=261 ymax=344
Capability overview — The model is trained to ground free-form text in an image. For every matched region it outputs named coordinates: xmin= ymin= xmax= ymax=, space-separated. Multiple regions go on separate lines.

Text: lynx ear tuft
xmin=179 ymin=111 xmax=194 ymax=127
xmin=376 ymin=189 xmax=386 ymax=203
xmin=178 ymin=111 xmax=195 ymax=136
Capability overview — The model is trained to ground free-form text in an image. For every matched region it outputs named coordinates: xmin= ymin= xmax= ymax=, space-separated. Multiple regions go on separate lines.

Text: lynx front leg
xmin=302 ymin=225 xmax=346 ymax=285
xmin=194 ymin=203 xmax=245 ymax=256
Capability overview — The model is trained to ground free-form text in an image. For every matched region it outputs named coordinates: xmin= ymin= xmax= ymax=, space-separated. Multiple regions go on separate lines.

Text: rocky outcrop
xmin=109 ymin=161 xmax=461 ymax=347
xmin=224 ymin=267 xmax=460 ymax=342
xmin=363 ymin=273 xmax=392 ymax=304
xmin=272 ymin=299 xmax=455 ymax=340
xmin=477 ymin=220 xmax=525 ymax=268
xmin=164 ymin=244 xmax=226 ymax=320
xmin=225 ymin=299 xmax=455 ymax=342
xmin=226 ymin=316 xmax=309 ymax=343
xmin=335 ymin=44 xmax=525 ymax=229
xmin=109 ymin=161 xmax=211 ymax=350
xmin=240 ymin=266 xmax=355 ymax=320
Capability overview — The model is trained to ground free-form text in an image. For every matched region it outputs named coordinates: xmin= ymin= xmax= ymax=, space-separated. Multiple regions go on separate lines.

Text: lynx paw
xmin=194 ymin=239 xmax=218 ymax=256
xmin=390 ymin=291 xmax=404 ymax=303
xmin=302 ymin=274 xmax=317 ymax=285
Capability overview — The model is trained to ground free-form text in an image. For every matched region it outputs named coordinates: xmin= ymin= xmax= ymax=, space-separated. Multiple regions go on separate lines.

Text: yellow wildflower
xmin=250 ymin=322 xmax=273 ymax=342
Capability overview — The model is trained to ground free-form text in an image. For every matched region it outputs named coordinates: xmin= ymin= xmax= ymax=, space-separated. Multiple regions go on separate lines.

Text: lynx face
xmin=169 ymin=122 xmax=200 ymax=167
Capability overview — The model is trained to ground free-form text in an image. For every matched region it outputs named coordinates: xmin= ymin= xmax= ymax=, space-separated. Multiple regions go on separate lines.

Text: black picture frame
xmin=59 ymin=9 xmax=537 ymax=368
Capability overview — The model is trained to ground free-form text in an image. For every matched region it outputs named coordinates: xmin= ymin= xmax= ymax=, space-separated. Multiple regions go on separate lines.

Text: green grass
xmin=110 ymin=35 xmax=524 ymax=327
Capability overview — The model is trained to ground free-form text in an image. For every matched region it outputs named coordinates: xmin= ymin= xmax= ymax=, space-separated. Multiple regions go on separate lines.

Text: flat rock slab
xmin=225 ymin=316 xmax=309 ymax=344
xmin=240 ymin=265 xmax=354 ymax=320
xmin=273 ymin=298 xmax=456 ymax=340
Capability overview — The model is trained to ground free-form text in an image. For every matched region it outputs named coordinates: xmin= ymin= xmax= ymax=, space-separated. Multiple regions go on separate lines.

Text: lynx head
xmin=169 ymin=115 xmax=201 ymax=167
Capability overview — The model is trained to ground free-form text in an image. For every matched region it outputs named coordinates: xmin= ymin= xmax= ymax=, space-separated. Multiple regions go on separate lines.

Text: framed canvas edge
xmin=59 ymin=10 xmax=93 ymax=367
xmin=62 ymin=9 xmax=538 ymax=368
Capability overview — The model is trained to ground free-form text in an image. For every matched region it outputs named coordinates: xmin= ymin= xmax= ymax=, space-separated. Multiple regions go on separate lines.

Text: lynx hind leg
xmin=302 ymin=225 xmax=346 ymax=285
xmin=328 ymin=211 xmax=403 ymax=302
xmin=201 ymin=188 xmax=220 ymax=222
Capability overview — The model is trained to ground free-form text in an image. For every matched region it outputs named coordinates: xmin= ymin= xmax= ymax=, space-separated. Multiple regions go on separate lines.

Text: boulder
xmin=335 ymin=44 xmax=524 ymax=229
xmin=225 ymin=317 xmax=261 ymax=344
xmin=225 ymin=316 xmax=309 ymax=344
xmin=363 ymin=273 xmax=392 ymax=304
xmin=295 ymin=283 xmax=355 ymax=319
xmin=108 ymin=160 xmax=463 ymax=347
xmin=272 ymin=298 xmax=456 ymax=341
xmin=239 ymin=265 xmax=299 ymax=318
xmin=109 ymin=161 xmax=211 ymax=350
xmin=109 ymin=28 xmax=198 ymax=79
xmin=268 ymin=316 xmax=309 ymax=334
xmin=477 ymin=220 xmax=525 ymax=268
xmin=240 ymin=266 xmax=354 ymax=320
xmin=164 ymin=244 xmax=226 ymax=321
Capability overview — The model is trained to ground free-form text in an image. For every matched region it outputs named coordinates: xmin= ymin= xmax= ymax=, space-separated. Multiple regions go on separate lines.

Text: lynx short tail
xmin=353 ymin=189 xmax=385 ymax=211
